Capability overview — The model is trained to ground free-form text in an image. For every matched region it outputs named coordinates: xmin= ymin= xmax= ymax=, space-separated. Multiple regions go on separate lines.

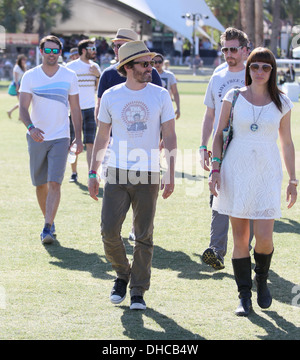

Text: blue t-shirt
xmin=97 ymin=63 xmax=162 ymax=98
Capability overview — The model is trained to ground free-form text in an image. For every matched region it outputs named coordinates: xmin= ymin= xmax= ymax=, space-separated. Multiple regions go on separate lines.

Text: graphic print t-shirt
xmin=20 ymin=65 xmax=79 ymax=140
xmin=204 ymin=67 xmax=245 ymax=133
xmin=99 ymin=83 xmax=175 ymax=172
xmin=66 ymin=59 xmax=101 ymax=109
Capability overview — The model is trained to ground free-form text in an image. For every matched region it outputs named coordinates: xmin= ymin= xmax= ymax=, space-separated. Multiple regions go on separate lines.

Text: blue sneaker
xmin=50 ymin=223 xmax=56 ymax=237
xmin=40 ymin=227 xmax=55 ymax=245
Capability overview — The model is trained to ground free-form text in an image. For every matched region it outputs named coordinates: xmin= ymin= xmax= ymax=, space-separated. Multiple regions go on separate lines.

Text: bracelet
xmin=199 ymin=146 xmax=207 ymax=151
xmin=212 ymin=157 xmax=221 ymax=164
xmin=289 ymin=179 xmax=299 ymax=186
xmin=27 ymin=124 xmax=35 ymax=131
xmin=89 ymin=170 xmax=97 ymax=178
xmin=209 ymin=169 xmax=220 ymax=177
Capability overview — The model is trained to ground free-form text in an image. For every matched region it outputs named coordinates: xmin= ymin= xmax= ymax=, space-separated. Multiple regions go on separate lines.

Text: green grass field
xmin=0 ymin=75 xmax=299 ymax=340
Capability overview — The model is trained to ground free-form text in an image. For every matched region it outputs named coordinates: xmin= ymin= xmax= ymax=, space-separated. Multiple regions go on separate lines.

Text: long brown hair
xmin=245 ymin=47 xmax=283 ymax=112
xmin=16 ymin=54 xmax=26 ymax=72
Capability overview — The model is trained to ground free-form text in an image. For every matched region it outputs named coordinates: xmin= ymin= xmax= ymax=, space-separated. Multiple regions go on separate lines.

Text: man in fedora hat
xmin=95 ymin=28 xmax=162 ymax=123
xmin=95 ymin=28 xmax=162 ymax=241
xmin=88 ymin=41 xmax=177 ymax=310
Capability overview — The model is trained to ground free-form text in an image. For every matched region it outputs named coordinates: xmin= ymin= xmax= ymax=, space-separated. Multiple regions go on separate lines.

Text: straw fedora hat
xmin=117 ymin=41 xmax=156 ymax=69
xmin=111 ymin=28 xmax=139 ymax=42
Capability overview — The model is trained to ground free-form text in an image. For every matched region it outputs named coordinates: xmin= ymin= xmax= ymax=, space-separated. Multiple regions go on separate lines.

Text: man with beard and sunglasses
xmin=95 ymin=28 xmax=162 ymax=242
xmin=66 ymin=39 xmax=101 ymax=183
xmin=199 ymin=27 xmax=251 ymax=270
xmin=88 ymin=41 xmax=177 ymax=310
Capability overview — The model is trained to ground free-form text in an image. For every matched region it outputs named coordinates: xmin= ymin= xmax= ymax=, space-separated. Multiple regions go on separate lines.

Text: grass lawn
xmin=0 ymin=74 xmax=299 ymax=340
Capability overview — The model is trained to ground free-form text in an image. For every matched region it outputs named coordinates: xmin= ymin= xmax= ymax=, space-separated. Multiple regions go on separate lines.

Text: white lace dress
xmin=212 ymin=89 xmax=293 ymax=219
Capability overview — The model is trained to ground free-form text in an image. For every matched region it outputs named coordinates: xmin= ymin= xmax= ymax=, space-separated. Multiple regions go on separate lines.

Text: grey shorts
xmin=27 ymin=134 xmax=69 ymax=186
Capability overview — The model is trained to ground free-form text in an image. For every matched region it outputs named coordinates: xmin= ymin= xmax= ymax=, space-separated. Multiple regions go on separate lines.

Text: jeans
xmin=101 ymin=167 xmax=159 ymax=296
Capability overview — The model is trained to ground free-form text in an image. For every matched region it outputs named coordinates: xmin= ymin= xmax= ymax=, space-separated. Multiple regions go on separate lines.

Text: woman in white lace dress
xmin=209 ymin=47 xmax=297 ymax=316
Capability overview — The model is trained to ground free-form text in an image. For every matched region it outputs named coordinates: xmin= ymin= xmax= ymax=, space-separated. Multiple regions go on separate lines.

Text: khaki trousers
xmin=101 ymin=167 xmax=159 ymax=297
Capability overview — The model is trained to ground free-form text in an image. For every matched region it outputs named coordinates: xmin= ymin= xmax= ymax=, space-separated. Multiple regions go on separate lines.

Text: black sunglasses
xmin=221 ymin=46 xmax=243 ymax=54
xmin=154 ymin=60 xmax=163 ymax=64
xmin=132 ymin=61 xmax=155 ymax=68
xmin=111 ymin=43 xmax=122 ymax=50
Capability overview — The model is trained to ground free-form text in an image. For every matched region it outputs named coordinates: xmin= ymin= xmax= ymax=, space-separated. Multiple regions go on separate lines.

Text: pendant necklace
xmin=249 ymin=87 xmax=269 ymax=132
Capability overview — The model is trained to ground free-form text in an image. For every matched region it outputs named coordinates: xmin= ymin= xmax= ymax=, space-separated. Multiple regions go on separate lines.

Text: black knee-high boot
xmin=254 ymin=249 xmax=273 ymax=309
xmin=232 ymin=257 xmax=252 ymax=316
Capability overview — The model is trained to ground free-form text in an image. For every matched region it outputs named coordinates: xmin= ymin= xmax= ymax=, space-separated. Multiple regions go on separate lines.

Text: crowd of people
xmin=7 ymin=26 xmax=297 ymax=317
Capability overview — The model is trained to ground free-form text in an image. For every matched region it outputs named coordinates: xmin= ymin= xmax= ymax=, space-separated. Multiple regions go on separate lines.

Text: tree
xmin=254 ymin=0 xmax=264 ymax=47
xmin=0 ymin=0 xmax=24 ymax=33
xmin=270 ymin=0 xmax=281 ymax=55
xmin=0 ymin=0 xmax=73 ymax=36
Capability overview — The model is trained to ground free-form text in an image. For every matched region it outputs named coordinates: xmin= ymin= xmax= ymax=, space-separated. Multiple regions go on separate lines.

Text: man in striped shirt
xmin=66 ymin=39 xmax=101 ymax=183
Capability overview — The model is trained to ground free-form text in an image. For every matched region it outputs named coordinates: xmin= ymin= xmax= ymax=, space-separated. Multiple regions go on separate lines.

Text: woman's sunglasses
xmin=249 ymin=63 xmax=273 ymax=73
xmin=43 ymin=48 xmax=60 ymax=54
xmin=221 ymin=46 xmax=243 ymax=54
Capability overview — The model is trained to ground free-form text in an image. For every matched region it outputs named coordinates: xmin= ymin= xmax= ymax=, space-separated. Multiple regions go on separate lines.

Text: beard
xmin=132 ymin=67 xmax=152 ymax=83
xmin=85 ymin=52 xmax=96 ymax=60
xmin=226 ymin=57 xmax=238 ymax=67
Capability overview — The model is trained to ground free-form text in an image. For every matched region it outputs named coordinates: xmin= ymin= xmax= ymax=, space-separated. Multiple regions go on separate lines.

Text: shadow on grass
xmin=247 ymin=310 xmax=300 ymax=340
xmin=44 ymin=239 xmax=114 ymax=280
xmin=274 ymin=218 xmax=300 ymax=235
xmin=44 ymin=238 xmax=298 ymax=313
xmin=71 ymin=180 xmax=104 ymax=198
xmin=120 ymin=306 xmax=205 ymax=340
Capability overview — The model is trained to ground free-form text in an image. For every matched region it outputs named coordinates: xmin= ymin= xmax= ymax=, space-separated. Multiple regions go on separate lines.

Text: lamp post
xmin=182 ymin=13 xmax=209 ymax=57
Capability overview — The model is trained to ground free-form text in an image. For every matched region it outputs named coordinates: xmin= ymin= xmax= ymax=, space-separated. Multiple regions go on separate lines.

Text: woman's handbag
xmin=221 ymin=89 xmax=240 ymax=161
xmin=8 ymin=81 xmax=18 ymax=96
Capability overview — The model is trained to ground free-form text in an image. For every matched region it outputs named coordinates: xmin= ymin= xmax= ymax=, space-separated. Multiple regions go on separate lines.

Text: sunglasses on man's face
xmin=111 ymin=43 xmax=122 ymax=50
xmin=43 ymin=48 xmax=60 ymax=54
xmin=154 ymin=60 xmax=163 ymax=64
xmin=86 ymin=46 xmax=96 ymax=51
xmin=132 ymin=61 xmax=155 ymax=68
xmin=221 ymin=46 xmax=243 ymax=54
xmin=249 ymin=63 xmax=273 ymax=73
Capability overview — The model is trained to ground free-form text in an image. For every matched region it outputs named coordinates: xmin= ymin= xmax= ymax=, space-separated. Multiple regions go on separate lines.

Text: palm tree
xmin=254 ymin=0 xmax=264 ymax=47
xmin=270 ymin=0 xmax=281 ymax=56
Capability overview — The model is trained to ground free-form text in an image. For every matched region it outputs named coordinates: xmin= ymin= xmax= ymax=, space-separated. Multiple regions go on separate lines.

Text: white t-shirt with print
xmin=66 ymin=58 xmax=101 ymax=109
xmin=204 ymin=67 xmax=245 ymax=134
xmin=20 ymin=65 xmax=79 ymax=141
xmin=159 ymin=70 xmax=177 ymax=92
xmin=98 ymin=83 xmax=175 ymax=172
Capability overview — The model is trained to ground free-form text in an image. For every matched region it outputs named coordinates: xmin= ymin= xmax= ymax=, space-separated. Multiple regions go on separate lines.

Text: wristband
xmin=27 ymin=124 xmax=35 ymax=131
xmin=209 ymin=169 xmax=220 ymax=177
xmin=289 ymin=179 xmax=299 ymax=186
xmin=89 ymin=170 xmax=97 ymax=179
xmin=199 ymin=146 xmax=207 ymax=151
xmin=212 ymin=157 xmax=221 ymax=164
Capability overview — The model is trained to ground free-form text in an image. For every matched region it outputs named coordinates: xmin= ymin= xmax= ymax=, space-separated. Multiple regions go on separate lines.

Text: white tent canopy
xmin=54 ymin=0 xmax=141 ymax=35
xmin=118 ymin=0 xmax=225 ymax=42
xmin=55 ymin=0 xmax=224 ymax=42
